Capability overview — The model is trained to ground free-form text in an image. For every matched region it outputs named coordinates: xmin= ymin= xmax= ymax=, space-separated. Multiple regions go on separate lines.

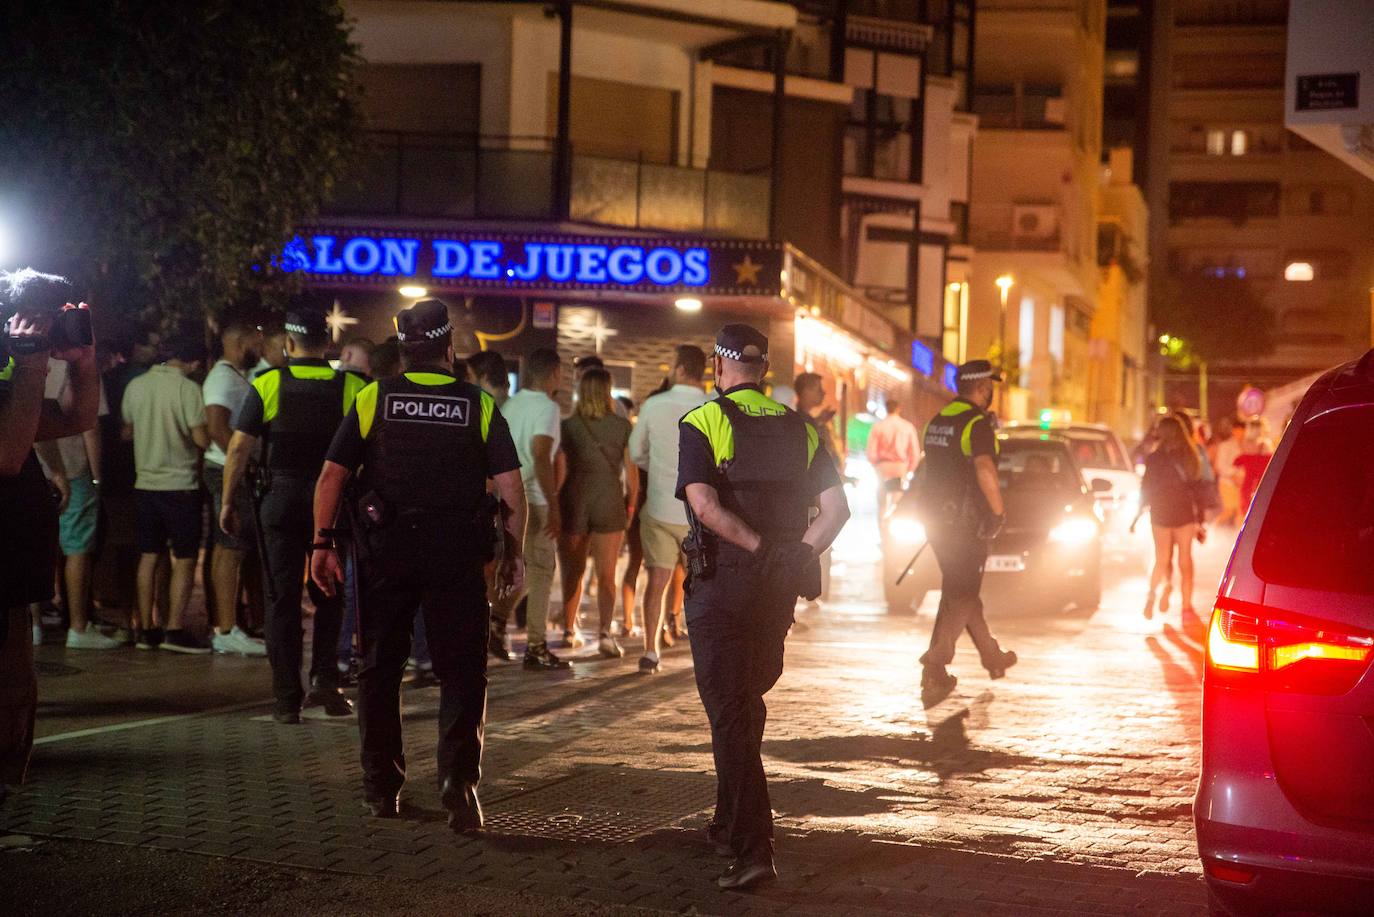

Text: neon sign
xmin=942 ymin=363 xmax=958 ymax=393
xmin=278 ymin=232 xmax=728 ymax=291
xmin=910 ymin=339 xmax=934 ymax=377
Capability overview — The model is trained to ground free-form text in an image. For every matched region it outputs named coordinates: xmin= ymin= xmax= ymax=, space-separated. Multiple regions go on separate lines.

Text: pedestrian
xmin=915 ymin=360 xmax=1018 ymax=700
xmin=121 ymin=335 xmax=212 ymax=653
xmin=866 ymin=397 xmax=921 ymax=518
xmin=220 ymin=305 xmax=367 ymax=723
xmin=368 ymin=337 xmax=402 ymax=380
xmin=310 ymin=298 xmax=527 ymax=829
xmin=677 ymin=324 xmax=850 ymax=889
xmin=793 ymin=372 xmax=844 ymax=606
xmin=1211 ymin=418 xmax=1245 ymax=527
xmin=627 ymin=345 xmax=707 ymax=673
xmin=557 ymin=367 xmax=638 ymax=659
xmin=573 ymin=354 xmax=628 ymax=417
xmin=201 ymin=320 xmax=267 ymax=657
xmin=30 ymin=355 xmax=119 ymax=649
xmin=338 ymin=337 xmax=374 ymax=377
xmin=1 ymin=270 xmax=101 ymax=793
xmin=251 ymin=324 xmax=289 ymax=380
xmin=1232 ymin=421 xmax=1272 ymax=513
xmin=492 ymin=347 xmax=570 ymax=670
xmin=466 ymin=349 xmax=510 ymax=407
xmin=1132 ymin=414 xmax=1206 ymax=619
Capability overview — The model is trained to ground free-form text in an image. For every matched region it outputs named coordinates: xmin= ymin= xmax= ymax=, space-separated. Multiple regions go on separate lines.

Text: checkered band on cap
xmin=960 ymin=368 xmax=993 ymax=380
xmin=396 ymin=321 xmax=452 ymax=343
xmin=284 ymin=322 xmax=308 ymax=336
xmin=715 ymin=343 xmax=767 ymax=363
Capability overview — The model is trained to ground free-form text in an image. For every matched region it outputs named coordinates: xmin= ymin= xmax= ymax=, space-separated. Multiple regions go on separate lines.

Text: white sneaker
xmin=66 ymin=623 xmax=121 ymax=650
xmin=212 ymin=626 xmax=268 ymax=657
xmin=32 ymin=624 xmax=43 ymax=646
xmin=598 ymin=635 xmax=624 ymax=659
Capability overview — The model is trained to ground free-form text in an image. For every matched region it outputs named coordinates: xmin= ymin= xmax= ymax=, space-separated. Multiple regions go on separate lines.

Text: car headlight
xmin=1049 ymin=518 xmax=1098 ymax=545
xmin=888 ymin=516 xmax=926 ymax=545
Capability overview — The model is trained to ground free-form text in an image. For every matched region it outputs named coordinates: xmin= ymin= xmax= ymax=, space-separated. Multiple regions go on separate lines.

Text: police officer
xmin=220 ymin=305 xmax=366 ymax=723
xmin=676 ymin=324 xmax=850 ymax=889
xmin=917 ymin=359 xmax=1017 ymax=700
xmin=309 ymin=299 xmax=526 ymax=831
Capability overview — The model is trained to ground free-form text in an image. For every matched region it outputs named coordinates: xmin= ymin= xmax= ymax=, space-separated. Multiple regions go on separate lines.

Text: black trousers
xmin=685 ymin=559 xmax=794 ymax=864
xmin=260 ymin=475 xmax=342 ymax=708
xmin=356 ymin=560 xmax=489 ymax=802
xmin=922 ymin=528 xmax=1003 ymax=669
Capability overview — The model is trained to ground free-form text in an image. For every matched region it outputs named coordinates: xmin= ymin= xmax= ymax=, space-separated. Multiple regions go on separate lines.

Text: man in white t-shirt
xmin=201 ymin=321 xmax=265 ymax=658
xmin=627 ymin=345 xmax=708 ymax=673
xmin=495 ymin=348 xmax=570 ymax=671
xmin=34 ymin=359 xmax=120 ymax=649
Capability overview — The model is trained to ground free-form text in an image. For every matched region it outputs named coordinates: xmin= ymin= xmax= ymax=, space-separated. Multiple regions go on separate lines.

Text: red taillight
xmin=1204 ymin=859 xmax=1257 ymax=884
xmin=1206 ymin=602 xmax=1374 ymax=695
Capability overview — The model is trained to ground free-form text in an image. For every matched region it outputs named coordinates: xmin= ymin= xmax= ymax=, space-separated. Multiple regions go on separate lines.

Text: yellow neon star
xmin=325 ymin=300 xmax=358 ymax=342
xmin=732 ymin=255 xmax=763 ymax=286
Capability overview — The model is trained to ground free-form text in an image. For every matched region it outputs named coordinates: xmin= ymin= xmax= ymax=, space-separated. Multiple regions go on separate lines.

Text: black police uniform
xmin=916 ymin=379 xmax=1011 ymax=678
xmin=676 ymin=345 xmax=839 ymax=870
xmin=324 ymin=319 xmax=519 ymax=812
xmin=233 ymin=318 xmax=367 ymax=718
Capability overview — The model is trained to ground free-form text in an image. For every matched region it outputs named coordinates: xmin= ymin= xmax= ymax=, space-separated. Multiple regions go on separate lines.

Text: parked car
xmin=1197 ymin=350 xmax=1374 ymax=916
xmin=881 ymin=434 xmax=1106 ymax=614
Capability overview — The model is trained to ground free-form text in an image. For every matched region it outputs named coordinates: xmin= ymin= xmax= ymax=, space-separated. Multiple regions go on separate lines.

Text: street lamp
xmin=995 ymin=273 xmax=1014 ymax=414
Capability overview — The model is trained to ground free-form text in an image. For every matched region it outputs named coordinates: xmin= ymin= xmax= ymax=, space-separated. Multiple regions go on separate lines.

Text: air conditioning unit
xmin=1011 ymin=204 xmax=1060 ymax=243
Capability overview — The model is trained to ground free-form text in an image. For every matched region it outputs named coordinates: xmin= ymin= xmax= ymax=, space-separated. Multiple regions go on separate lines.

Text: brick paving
xmin=1 ymin=526 xmax=1229 ymax=915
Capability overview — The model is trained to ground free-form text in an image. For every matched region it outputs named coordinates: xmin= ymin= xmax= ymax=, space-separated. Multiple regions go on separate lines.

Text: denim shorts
xmin=58 ymin=474 xmax=99 ymax=555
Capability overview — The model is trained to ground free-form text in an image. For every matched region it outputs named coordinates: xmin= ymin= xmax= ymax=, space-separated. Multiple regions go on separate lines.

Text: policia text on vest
xmin=308 ymin=299 xmax=528 ymax=833
xmin=673 ymin=323 xmax=851 ymax=890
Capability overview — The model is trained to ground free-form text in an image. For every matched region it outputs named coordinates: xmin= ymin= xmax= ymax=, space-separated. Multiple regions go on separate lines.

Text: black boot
xmin=985 ymin=650 xmax=1018 ymax=679
xmin=440 ymin=777 xmax=483 ymax=834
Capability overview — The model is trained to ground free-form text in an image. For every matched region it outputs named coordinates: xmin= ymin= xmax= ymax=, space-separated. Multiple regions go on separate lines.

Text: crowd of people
xmin=17 ymin=308 xmax=850 ymax=688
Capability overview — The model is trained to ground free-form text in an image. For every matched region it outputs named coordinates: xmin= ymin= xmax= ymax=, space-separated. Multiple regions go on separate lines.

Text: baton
xmin=895 ymin=540 xmax=930 ymax=586
xmin=247 ymin=468 xmax=278 ymax=608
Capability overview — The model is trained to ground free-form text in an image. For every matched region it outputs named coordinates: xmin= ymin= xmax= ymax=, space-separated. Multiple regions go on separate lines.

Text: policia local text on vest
xmin=220 ymin=308 xmax=367 ymax=723
xmin=309 ymin=299 xmax=528 ymax=833
xmin=675 ymin=323 xmax=850 ymax=891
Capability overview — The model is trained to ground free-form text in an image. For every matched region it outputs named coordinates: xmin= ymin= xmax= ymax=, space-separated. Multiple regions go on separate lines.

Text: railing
xmin=972 ymin=88 xmax=1067 ymax=130
xmin=969 ymin=229 xmax=1064 ymax=253
xmin=325 ymin=131 xmax=770 ymax=239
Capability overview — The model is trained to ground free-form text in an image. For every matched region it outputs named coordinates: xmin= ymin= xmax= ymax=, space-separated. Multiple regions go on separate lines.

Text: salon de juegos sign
xmin=277 ymin=226 xmax=784 ymax=297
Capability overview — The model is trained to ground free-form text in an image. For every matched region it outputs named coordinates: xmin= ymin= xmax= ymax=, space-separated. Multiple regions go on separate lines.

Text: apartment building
xmin=1145 ymin=0 xmax=1374 ymax=411
xmin=967 ymin=0 xmax=1107 ymax=422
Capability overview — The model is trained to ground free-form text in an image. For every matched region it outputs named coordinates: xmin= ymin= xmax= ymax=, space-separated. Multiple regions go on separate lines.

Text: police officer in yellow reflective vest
xmin=310 ymin=299 xmax=527 ymax=831
xmin=221 ymin=306 xmax=367 ymax=723
xmin=676 ymin=324 xmax=850 ymax=890
xmin=916 ymin=359 xmax=1017 ymax=700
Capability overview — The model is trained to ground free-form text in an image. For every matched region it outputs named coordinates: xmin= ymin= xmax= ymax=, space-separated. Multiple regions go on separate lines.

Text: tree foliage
xmin=1155 ymin=273 xmax=1277 ymax=368
xmin=0 ymin=1 xmax=360 ymax=330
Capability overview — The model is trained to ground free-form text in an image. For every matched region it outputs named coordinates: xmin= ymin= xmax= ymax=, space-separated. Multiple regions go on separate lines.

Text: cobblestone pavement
xmin=1 ymin=519 xmax=1231 ymax=915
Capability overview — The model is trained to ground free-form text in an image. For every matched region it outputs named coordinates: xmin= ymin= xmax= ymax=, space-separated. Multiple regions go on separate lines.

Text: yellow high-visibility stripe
xmin=681 ymin=388 xmax=818 ymax=467
xmin=355 ymin=382 xmax=380 ymax=440
xmin=252 ymin=369 xmax=283 ymax=424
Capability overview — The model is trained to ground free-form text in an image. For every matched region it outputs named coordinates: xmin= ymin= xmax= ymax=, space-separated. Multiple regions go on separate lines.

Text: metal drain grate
xmin=483 ymin=767 xmax=715 ymax=844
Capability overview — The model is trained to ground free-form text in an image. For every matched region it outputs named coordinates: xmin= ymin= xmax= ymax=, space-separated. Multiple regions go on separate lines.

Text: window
xmin=1254 ymin=405 xmax=1374 ymax=596
xmin=942 ymin=282 xmax=966 ymax=363
xmin=1230 ymin=130 xmax=1247 ymax=156
xmin=845 ymin=51 xmax=922 ymax=182
xmin=1049 ymin=303 xmax=1065 ymax=364
xmin=1168 ymin=181 xmax=1280 ymax=223
xmin=1206 ymin=129 xmax=1226 ymax=156
xmin=1018 ymin=296 xmax=1036 ymax=386
xmin=1285 ymin=185 xmax=1354 ymax=217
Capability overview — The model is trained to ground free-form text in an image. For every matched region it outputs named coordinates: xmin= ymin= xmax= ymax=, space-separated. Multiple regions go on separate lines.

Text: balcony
xmin=972 ymin=86 xmax=1067 ymax=131
xmin=325 ymin=132 xmax=770 ymax=239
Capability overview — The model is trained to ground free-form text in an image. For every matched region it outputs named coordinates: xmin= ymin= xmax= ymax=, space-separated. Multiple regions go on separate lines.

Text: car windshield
xmin=1253 ymin=404 xmax=1374 ymax=596
xmin=1064 ymin=431 xmax=1129 ymax=470
xmin=998 ymin=442 xmax=1080 ymax=493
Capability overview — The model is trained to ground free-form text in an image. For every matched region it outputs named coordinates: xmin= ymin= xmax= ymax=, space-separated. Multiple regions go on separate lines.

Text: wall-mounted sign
xmin=910 ymin=339 xmax=934 ymax=377
xmin=532 ymin=301 xmax=557 ymax=330
xmin=1296 ymin=73 xmax=1359 ymax=111
xmin=278 ymin=227 xmax=784 ymax=297
xmin=942 ymin=363 xmax=958 ymax=393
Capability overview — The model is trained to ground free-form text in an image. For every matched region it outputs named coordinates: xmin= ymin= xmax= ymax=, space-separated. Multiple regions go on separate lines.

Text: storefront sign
xmin=278 ymin=227 xmax=783 ymax=296
xmin=942 ymin=363 xmax=958 ymax=393
xmin=532 ymin=301 xmax=557 ymax=330
xmin=1295 ymin=73 xmax=1359 ymax=111
xmin=910 ymin=339 xmax=934 ymax=377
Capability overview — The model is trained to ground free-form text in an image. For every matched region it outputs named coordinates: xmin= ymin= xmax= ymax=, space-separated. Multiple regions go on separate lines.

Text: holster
xmin=682 ymin=503 xmax=716 ymax=593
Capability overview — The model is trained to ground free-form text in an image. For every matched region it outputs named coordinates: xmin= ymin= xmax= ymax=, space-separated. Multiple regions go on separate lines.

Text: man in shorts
xmin=121 ymin=336 xmax=211 ymax=653
xmin=628 ymin=345 xmax=708 ymax=673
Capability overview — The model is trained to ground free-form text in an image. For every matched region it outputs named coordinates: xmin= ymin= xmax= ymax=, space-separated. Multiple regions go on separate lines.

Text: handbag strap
xmin=575 ymin=413 xmax=623 ymax=476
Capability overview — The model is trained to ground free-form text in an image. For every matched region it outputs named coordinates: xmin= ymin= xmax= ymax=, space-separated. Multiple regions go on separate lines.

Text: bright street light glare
xmin=0 ymin=221 xmax=12 ymax=267
xmin=674 ymin=297 xmax=703 ymax=312
xmin=398 ymin=284 xmax=428 ymax=298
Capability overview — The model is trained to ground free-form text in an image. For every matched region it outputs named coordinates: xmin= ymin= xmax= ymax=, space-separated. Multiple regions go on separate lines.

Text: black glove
xmin=978 ymin=513 xmax=1006 ymax=541
xmin=757 ymin=540 xmax=820 ymax=599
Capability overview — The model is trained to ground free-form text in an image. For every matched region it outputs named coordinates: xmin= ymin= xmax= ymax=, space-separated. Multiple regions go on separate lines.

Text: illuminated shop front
xmin=280 ymin=223 xmax=949 ymax=416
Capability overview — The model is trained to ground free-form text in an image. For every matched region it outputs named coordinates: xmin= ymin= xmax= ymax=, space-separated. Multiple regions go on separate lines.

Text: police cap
xmin=396 ymin=298 xmax=452 ymax=343
xmin=955 ymin=359 xmax=1002 ymax=385
xmin=283 ymin=307 xmax=330 ymax=341
xmin=714 ymin=323 xmax=768 ymax=364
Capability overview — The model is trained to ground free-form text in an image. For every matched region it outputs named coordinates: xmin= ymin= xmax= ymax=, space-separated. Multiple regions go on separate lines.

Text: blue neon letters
xmin=910 ymin=339 xmax=934 ymax=377
xmin=301 ymin=235 xmax=709 ymax=288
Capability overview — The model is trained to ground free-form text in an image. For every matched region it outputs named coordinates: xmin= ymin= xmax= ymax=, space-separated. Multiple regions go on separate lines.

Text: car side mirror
xmin=1090 ymin=478 xmax=1112 ymax=493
